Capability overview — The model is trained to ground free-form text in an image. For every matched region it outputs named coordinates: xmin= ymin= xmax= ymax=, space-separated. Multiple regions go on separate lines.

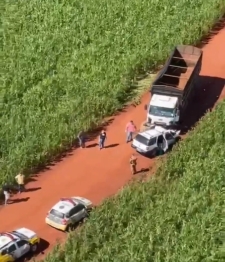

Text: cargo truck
xmin=145 ymin=45 xmax=203 ymax=126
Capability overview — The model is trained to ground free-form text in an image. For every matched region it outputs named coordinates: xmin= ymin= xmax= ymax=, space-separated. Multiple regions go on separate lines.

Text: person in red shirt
xmin=125 ymin=120 xmax=136 ymax=143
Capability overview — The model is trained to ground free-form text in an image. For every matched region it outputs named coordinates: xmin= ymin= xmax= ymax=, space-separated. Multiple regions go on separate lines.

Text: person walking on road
xmin=77 ymin=131 xmax=86 ymax=148
xmin=129 ymin=154 xmax=137 ymax=175
xmin=15 ymin=172 xmax=25 ymax=193
xmin=125 ymin=120 xmax=136 ymax=143
xmin=99 ymin=130 xmax=107 ymax=150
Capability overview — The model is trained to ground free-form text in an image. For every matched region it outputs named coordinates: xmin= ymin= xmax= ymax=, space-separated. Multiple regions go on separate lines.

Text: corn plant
xmin=0 ymin=0 xmax=225 ymax=184
xmin=42 ymin=100 xmax=225 ymax=262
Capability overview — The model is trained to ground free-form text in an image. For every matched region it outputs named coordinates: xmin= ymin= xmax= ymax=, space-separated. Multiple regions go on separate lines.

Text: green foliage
xmin=43 ymin=100 xmax=225 ymax=262
xmin=1 ymin=0 xmax=225 ymax=183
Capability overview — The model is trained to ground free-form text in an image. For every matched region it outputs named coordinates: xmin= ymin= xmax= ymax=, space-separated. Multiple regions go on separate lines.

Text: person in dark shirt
xmin=99 ymin=130 xmax=107 ymax=149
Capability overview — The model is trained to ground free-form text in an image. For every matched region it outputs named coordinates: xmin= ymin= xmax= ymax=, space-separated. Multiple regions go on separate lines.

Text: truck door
xmin=157 ymin=135 xmax=163 ymax=149
xmin=16 ymin=239 xmax=30 ymax=257
xmin=7 ymin=243 xmax=18 ymax=259
xmin=175 ymin=108 xmax=180 ymax=122
xmin=162 ymin=135 xmax=169 ymax=152
xmin=165 ymin=132 xmax=175 ymax=148
xmin=71 ymin=204 xmax=85 ymax=223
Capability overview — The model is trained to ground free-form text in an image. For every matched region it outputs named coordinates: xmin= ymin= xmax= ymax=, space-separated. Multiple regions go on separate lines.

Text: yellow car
xmin=46 ymin=196 xmax=93 ymax=231
xmin=0 ymin=228 xmax=40 ymax=262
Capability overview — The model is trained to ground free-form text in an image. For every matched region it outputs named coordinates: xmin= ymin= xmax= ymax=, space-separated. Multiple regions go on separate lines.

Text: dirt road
xmin=0 ymin=22 xmax=225 ymax=261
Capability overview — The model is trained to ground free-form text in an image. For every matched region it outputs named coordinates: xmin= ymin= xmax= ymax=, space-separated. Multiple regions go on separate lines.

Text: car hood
xmin=12 ymin=228 xmax=37 ymax=240
xmin=72 ymin=196 xmax=93 ymax=208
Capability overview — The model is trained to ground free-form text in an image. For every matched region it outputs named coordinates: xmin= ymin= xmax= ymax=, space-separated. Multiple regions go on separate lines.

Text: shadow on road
xmin=105 ymin=143 xmax=119 ymax=148
xmin=25 ymin=187 xmax=41 ymax=192
xmin=181 ymin=75 xmax=225 ymax=133
xmin=9 ymin=197 xmax=30 ymax=204
xmin=86 ymin=143 xmax=98 ymax=148
xmin=18 ymin=238 xmax=50 ymax=262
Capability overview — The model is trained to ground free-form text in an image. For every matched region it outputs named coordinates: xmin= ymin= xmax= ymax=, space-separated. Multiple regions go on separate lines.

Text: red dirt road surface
xmin=1 ymin=24 xmax=225 ymax=261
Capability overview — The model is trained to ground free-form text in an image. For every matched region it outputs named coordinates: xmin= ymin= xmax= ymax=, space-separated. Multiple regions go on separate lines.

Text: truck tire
xmin=31 ymin=243 xmax=38 ymax=253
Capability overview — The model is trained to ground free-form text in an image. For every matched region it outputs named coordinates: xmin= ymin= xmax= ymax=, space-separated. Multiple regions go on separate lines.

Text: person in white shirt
xmin=3 ymin=190 xmax=10 ymax=205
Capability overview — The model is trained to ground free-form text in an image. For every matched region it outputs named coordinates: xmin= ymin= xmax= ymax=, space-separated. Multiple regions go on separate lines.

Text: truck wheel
xmin=83 ymin=217 xmax=88 ymax=223
xmin=66 ymin=224 xmax=73 ymax=232
xmin=31 ymin=243 xmax=38 ymax=253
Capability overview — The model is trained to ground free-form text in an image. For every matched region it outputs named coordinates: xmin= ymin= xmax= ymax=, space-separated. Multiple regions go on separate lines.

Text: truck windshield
xmin=149 ymin=106 xmax=174 ymax=117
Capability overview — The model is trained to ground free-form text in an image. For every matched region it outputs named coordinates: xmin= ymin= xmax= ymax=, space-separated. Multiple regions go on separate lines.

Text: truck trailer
xmin=145 ymin=45 xmax=203 ymax=126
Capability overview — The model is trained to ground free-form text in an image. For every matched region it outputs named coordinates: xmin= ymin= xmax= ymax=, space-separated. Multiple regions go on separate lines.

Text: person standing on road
xmin=77 ymin=131 xmax=86 ymax=148
xmin=99 ymin=130 xmax=107 ymax=150
xmin=125 ymin=120 xmax=136 ymax=143
xmin=3 ymin=189 xmax=10 ymax=205
xmin=129 ymin=154 xmax=137 ymax=175
xmin=15 ymin=172 xmax=25 ymax=193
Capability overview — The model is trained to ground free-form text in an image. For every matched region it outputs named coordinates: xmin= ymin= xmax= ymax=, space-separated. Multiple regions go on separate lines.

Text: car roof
xmin=0 ymin=233 xmax=18 ymax=250
xmin=138 ymin=126 xmax=167 ymax=139
xmin=139 ymin=129 xmax=160 ymax=139
xmin=51 ymin=198 xmax=78 ymax=214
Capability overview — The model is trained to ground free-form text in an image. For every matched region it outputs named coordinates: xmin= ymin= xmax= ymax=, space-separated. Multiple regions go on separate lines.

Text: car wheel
xmin=83 ymin=216 xmax=88 ymax=223
xmin=31 ymin=243 xmax=38 ymax=253
xmin=66 ymin=224 xmax=73 ymax=232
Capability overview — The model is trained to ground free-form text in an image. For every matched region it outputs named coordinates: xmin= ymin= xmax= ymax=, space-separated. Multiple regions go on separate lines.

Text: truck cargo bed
xmin=151 ymin=45 xmax=203 ymax=97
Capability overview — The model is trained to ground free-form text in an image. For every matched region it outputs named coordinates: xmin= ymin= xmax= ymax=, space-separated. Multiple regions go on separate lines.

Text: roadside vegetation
xmin=1 ymin=0 xmax=225 ymax=183
xmin=43 ymin=100 xmax=225 ymax=262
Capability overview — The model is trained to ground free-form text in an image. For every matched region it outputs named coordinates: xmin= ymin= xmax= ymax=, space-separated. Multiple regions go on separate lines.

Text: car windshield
xmin=149 ymin=106 xmax=174 ymax=117
xmin=135 ymin=134 xmax=150 ymax=146
xmin=50 ymin=209 xmax=64 ymax=219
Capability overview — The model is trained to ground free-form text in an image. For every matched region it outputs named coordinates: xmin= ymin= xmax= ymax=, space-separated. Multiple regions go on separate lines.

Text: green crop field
xmin=43 ymin=101 xmax=225 ymax=262
xmin=1 ymin=0 xmax=225 ymax=184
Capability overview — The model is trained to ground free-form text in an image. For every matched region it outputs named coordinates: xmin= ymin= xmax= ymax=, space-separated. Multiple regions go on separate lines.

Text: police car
xmin=0 ymin=228 xmax=40 ymax=262
xmin=45 ymin=197 xmax=93 ymax=231
xmin=131 ymin=125 xmax=180 ymax=156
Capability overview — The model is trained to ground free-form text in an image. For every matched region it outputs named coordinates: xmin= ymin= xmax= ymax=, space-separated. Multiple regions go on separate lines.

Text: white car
xmin=45 ymin=197 xmax=93 ymax=231
xmin=131 ymin=125 xmax=180 ymax=156
xmin=0 ymin=227 xmax=40 ymax=262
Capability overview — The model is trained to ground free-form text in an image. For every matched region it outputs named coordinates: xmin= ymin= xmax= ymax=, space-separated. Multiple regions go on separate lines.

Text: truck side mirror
xmin=144 ymin=104 xmax=147 ymax=110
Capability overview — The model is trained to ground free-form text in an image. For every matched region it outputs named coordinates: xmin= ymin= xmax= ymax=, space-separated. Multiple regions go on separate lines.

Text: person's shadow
xmin=9 ymin=197 xmax=30 ymax=204
xmin=86 ymin=143 xmax=119 ymax=148
xmin=105 ymin=143 xmax=119 ymax=148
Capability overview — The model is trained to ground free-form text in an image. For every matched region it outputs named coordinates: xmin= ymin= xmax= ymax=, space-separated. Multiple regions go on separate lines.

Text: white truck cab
xmin=146 ymin=94 xmax=180 ymax=126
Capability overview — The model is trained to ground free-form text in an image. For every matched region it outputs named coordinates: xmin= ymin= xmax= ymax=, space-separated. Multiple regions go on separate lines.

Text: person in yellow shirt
xmin=15 ymin=172 xmax=25 ymax=193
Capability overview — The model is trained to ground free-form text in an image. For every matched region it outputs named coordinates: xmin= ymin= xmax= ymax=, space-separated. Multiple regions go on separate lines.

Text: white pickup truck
xmin=131 ymin=125 xmax=180 ymax=156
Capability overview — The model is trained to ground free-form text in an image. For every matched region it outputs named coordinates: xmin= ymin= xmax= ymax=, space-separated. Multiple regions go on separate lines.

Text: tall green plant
xmin=43 ymin=100 xmax=225 ymax=262
xmin=1 ymin=0 xmax=225 ymax=182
